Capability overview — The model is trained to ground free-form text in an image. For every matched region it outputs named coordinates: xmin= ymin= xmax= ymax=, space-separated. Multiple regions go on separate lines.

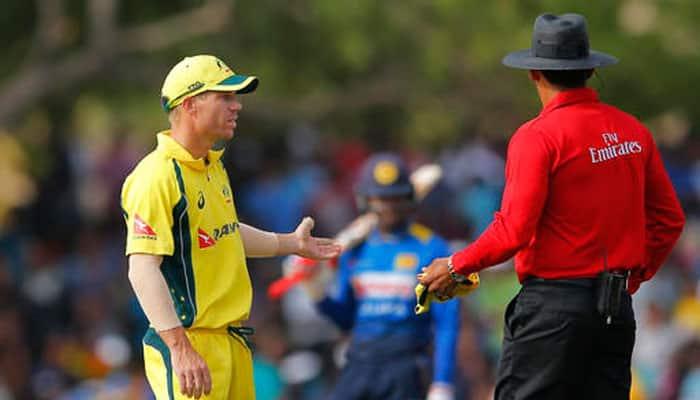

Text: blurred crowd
xmin=0 ymin=123 xmax=699 ymax=400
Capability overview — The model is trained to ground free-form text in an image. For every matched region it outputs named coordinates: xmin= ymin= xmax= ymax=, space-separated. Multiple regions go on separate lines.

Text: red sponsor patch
xmin=197 ymin=228 xmax=216 ymax=248
xmin=133 ymin=214 xmax=156 ymax=236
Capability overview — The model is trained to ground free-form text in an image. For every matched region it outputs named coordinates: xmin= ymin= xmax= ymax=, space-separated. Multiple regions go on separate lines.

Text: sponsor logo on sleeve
xmin=133 ymin=214 xmax=157 ymax=240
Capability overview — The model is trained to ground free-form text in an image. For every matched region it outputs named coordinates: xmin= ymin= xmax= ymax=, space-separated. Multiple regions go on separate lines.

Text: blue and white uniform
xmin=317 ymin=222 xmax=459 ymax=400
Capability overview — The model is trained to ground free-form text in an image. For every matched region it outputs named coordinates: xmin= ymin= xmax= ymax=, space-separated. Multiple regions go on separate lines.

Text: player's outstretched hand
xmin=417 ymin=257 xmax=456 ymax=297
xmin=294 ymin=217 xmax=342 ymax=260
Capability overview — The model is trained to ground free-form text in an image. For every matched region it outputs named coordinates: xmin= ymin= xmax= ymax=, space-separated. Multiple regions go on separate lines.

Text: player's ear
xmin=180 ymin=96 xmax=196 ymax=115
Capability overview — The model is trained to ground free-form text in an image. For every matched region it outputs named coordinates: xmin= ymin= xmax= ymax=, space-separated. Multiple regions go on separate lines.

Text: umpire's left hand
xmin=418 ymin=257 xmax=456 ymax=296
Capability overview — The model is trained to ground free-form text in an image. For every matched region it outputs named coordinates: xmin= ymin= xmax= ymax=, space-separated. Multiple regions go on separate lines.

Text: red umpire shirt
xmin=451 ymin=88 xmax=685 ymax=293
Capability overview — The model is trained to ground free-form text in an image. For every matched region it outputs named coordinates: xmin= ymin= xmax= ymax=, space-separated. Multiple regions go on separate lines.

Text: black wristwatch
xmin=447 ymin=256 xmax=470 ymax=284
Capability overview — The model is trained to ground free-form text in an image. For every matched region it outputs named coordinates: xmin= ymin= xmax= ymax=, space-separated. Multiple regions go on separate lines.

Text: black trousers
xmin=494 ymin=278 xmax=636 ymax=400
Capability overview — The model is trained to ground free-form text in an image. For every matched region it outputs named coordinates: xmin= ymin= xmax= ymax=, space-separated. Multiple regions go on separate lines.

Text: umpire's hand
xmin=418 ymin=257 xmax=456 ymax=297
xmin=160 ymin=326 xmax=212 ymax=399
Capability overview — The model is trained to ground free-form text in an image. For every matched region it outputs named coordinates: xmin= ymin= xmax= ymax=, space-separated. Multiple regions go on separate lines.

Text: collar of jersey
xmin=540 ymin=87 xmax=599 ymax=116
xmin=156 ymin=131 xmax=224 ymax=170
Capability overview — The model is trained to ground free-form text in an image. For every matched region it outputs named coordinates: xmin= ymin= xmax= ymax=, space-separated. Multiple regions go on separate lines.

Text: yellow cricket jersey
xmin=121 ymin=131 xmax=252 ymax=329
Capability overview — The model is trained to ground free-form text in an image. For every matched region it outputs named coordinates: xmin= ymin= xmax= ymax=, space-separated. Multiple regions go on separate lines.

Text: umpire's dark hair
xmin=540 ymin=69 xmax=594 ymax=88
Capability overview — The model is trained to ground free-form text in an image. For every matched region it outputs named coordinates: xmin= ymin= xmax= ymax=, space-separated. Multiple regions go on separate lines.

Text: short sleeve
xmin=121 ymin=163 xmax=178 ymax=256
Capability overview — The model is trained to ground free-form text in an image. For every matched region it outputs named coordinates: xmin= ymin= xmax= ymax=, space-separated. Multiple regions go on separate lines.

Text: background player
xmin=298 ymin=153 xmax=461 ymax=400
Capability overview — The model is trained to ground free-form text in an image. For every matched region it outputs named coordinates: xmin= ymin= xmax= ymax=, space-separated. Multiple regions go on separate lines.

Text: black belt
xmin=523 ymin=276 xmax=598 ymax=288
xmin=524 ymin=269 xmax=630 ymax=288
xmin=524 ymin=270 xmax=631 ymax=325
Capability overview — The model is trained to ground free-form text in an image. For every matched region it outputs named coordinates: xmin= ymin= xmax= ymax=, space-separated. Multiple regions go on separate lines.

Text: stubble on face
xmin=194 ymin=91 xmax=241 ymax=143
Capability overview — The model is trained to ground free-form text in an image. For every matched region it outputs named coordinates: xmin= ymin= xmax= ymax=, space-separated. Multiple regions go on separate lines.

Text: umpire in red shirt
xmin=419 ymin=12 xmax=686 ymax=400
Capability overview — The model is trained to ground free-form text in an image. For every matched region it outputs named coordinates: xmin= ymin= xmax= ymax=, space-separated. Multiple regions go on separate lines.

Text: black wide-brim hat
xmin=503 ymin=13 xmax=618 ymax=70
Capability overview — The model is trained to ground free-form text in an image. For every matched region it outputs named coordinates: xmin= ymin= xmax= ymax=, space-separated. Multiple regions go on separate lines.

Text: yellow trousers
xmin=142 ymin=327 xmax=255 ymax=400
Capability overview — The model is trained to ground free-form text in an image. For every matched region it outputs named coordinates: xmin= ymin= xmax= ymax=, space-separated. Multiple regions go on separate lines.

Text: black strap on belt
xmin=597 ymin=270 xmax=629 ymax=325
xmin=227 ymin=326 xmax=255 ymax=352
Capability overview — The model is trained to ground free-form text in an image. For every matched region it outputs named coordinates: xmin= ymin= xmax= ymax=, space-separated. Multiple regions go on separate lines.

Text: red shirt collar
xmin=540 ymin=87 xmax=599 ymax=116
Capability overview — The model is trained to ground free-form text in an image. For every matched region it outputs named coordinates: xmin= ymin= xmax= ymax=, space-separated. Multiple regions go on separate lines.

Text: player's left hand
xmin=418 ymin=257 xmax=456 ymax=296
xmin=294 ymin=217 xmax=342 ymax=260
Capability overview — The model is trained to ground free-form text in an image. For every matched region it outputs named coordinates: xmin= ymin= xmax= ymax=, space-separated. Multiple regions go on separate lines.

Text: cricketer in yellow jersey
xmin=121 ymin=54 xmax=341 ymax=399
